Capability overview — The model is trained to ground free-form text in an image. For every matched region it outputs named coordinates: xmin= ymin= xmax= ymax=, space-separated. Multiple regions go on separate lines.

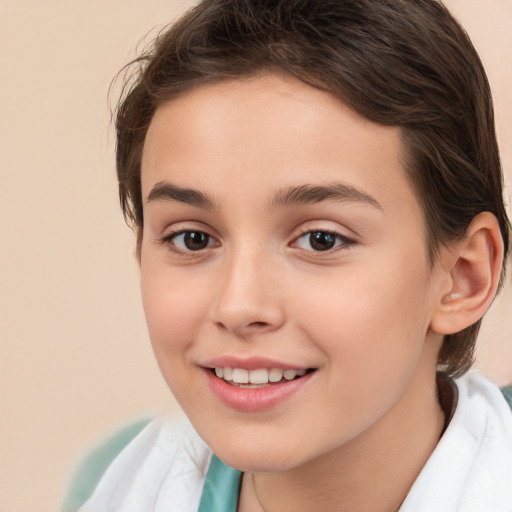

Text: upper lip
xmin=201 ymin=356 xmax=311 ymax=371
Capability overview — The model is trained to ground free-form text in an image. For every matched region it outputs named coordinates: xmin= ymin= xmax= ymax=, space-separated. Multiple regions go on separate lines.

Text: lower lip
xmin=204 ymin=369 xmax=314 ymax=413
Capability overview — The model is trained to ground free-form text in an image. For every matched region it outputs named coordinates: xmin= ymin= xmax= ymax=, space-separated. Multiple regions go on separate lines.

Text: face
xmin=139 ymin=73 xmax=447 ymax=472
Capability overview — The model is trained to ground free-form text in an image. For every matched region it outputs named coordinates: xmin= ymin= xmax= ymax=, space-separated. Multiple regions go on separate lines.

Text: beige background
xmin=1 ymin=1 xmax=511 ymax=511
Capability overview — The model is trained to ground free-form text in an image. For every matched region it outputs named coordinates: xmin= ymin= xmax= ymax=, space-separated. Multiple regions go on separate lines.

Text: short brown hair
xmin=114 ymin=0 xmax=511 ymax=378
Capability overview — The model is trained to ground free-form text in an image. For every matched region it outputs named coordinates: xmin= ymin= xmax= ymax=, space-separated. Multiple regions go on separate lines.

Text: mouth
xmin=202 ymin=357 xmax=317 ymax=412
xmin=210 ymin=366 xmax=315 ymax=388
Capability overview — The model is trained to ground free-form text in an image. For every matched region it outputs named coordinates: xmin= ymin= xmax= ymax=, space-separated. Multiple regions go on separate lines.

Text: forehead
xmin=141 ymin=73 xmax=421 ymax=222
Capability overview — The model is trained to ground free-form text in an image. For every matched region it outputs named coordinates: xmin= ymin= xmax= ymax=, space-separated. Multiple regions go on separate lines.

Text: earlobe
xmin=430 ymin=212 xmax=504 ymax=335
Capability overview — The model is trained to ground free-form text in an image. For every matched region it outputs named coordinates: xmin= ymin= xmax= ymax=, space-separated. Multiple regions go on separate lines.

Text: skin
xmin=139 ymin=73 xmax=452 ymax=512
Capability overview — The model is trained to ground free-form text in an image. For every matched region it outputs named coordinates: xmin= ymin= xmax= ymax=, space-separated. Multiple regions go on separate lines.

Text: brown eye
xmin=294 ymin=230 xmax=354 ymax=252
xmin=309 ymin=232 xmax=336 ymax=251
xmin=183 ymin=231 xmax=210 ymax=250
xmin=170 ymin=231 xmax=214 ymax=251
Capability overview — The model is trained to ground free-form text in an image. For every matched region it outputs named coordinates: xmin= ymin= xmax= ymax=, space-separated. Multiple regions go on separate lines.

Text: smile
xmin=205 ymin=365 xmax=316 ymax=412
xmin=214 ymin=367 xmax=308 ymax=387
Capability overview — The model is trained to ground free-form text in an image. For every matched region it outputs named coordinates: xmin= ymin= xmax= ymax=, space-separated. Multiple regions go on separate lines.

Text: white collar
xmin=400 ymin=372 xmax=512 ymax=511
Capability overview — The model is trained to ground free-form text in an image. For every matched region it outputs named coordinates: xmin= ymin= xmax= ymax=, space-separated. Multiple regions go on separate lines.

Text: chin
xmin=207 ymin=436 xmax=307 ymax=473
xmin=221 ymin=452 xmax=298 ymax=473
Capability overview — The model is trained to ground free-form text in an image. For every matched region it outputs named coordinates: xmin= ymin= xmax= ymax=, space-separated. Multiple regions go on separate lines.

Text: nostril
xmin=248 ymin=321 xmax=269 ymax=329
xmin=214 ymin=319 xmax=274 ymax=336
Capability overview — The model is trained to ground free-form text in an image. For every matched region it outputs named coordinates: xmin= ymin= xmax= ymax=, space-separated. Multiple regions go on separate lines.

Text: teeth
xmin=283 ymin=369 xmax=297 ymax=380
xmin=232 ymin=368 xmax=249 ymax=384
xmin=249 ymin=368 xmax=269 ymax=384
xmin=223 ymin=367 xmax=233 ymax=381
xmin=214 ymin=367 xmax=308 ymax=385
xmin=269 ymin=368 xmax=283 ymax=382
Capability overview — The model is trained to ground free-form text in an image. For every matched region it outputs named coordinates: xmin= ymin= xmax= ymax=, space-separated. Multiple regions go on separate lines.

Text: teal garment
xmin=60 ymin=418 xmax=151 ymax=512
xmin=198 ymin=455 xmax=242 ymax=512
xmin=60 ymin=419 xmax=241 ymax=512
xmin=503 ymin=385 xmax=512 ymax=409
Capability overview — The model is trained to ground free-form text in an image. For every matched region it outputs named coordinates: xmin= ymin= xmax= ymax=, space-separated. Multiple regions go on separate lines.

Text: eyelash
xmin=160 ymin=227 xmax=356 ymax=257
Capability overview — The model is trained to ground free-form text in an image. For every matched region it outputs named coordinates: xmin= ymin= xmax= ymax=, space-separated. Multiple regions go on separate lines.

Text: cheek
xmin=294 ymin=262 xmax=431 ymax=375
xmin=140 ymin=268 xmax=216 ymax=412
xmin=289 ymin=267 xmax=432 ymax=438
xmin=140 ymin=268 xmax=209 ymax=365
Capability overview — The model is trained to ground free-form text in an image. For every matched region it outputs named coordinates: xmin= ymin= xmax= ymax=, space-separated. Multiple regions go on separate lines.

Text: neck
xmin=238 ymin=370 xmax=446 ymax=512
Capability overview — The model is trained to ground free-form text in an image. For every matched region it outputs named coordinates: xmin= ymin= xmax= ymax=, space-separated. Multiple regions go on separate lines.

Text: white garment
xmin=81 ymin=373 xmax=512 ymax=512
xmin=400 ymin=373 xmax=512 ymax=511
xmin=79 ymin=417 xmax=211 ymax=512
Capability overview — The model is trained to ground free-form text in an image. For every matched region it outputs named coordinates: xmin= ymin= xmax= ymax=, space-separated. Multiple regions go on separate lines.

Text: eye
xmin=293 ymin=230 xmax=353 ymax=252
xmin=164 ymin=230 xmax=217 ymax=252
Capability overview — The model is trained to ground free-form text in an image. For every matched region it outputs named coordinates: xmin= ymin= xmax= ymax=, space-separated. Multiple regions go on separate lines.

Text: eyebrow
xmin=146 ymin=181 xmax=216 ymax=210
xmin=268 ymin=183 xmax=383 ymax=211
xmin=145 ymin=180 xmax=382 ymax=212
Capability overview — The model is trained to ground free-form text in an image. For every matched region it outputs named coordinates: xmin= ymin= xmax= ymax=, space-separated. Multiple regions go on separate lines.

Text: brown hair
xmin=115 ymin=0 xmax=511 ymax=378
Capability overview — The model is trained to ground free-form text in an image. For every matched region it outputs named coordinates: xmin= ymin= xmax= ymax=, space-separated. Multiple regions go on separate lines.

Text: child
xmin=75 ymin=0 xmax=512 ymax=510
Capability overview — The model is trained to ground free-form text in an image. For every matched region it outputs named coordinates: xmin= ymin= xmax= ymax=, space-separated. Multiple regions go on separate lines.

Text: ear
xmin=430 ymin=212 xmax=504 ymax=335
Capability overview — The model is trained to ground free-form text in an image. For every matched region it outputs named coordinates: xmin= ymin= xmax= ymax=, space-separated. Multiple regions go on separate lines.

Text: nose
xmin=212 ymin=249 xmax=285 ymax=338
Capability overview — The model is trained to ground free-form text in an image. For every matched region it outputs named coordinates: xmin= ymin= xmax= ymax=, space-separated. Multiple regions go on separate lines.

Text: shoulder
xmin=401 ymin=373 xmax=512 ymax=511
xmin=61 ymin=415 xmax=212 ymax=512
xmin=61 ymin=418 xmax=152 ymax=512
xmin=453 ymin=373 xmax=512 ymax=452
xmin=457 ymin=372 xmax=512 ymax=418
